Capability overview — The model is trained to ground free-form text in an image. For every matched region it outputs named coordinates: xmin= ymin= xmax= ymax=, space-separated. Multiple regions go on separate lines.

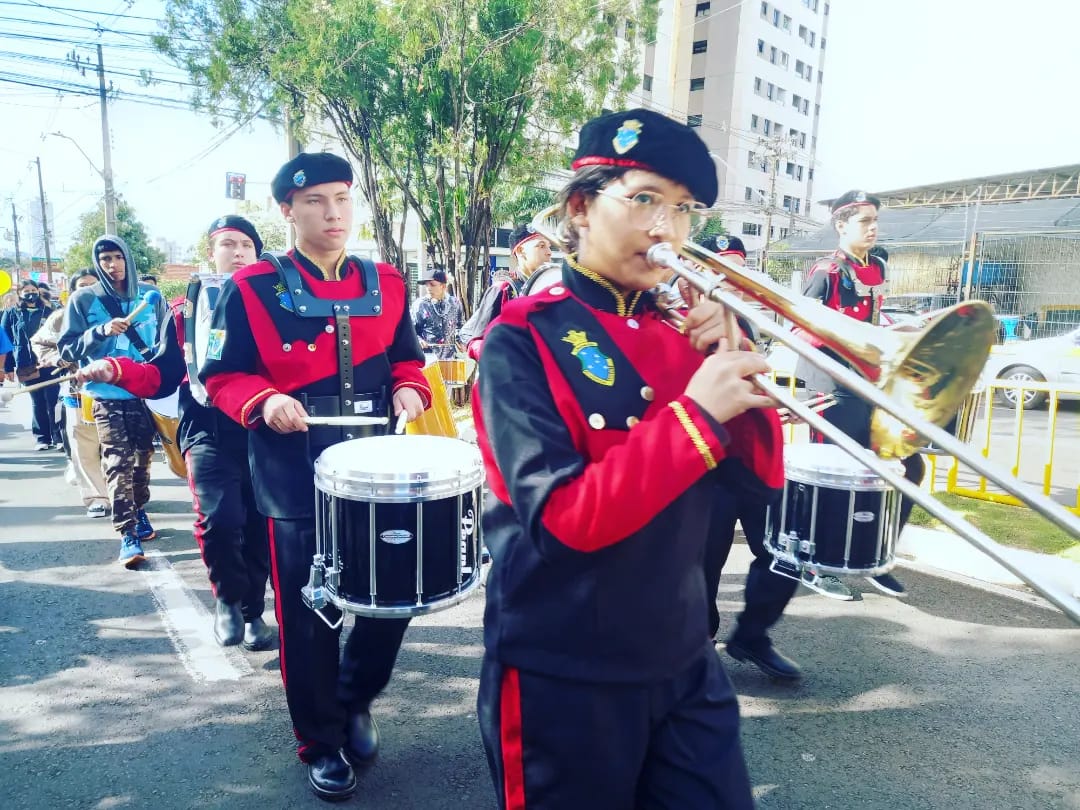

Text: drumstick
xmin=0 ymin=373 xmax=78 ymax=403
xmin=303 ymin=415 xmax=390 ymax=427
xmin=394 ymin=411 xmax=408 ymax=435
xmin=122 ymin=298 xmax=151 ymax=324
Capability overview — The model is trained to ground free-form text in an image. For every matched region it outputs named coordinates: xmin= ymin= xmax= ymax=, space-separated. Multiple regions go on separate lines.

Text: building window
xmin=825 ymin=2 xmax=830 ymax=14
xmin=763 ymin=119 xmax=771 ymax=134
xmin=742 ymin=222 xmax=762 ymax=236
xmin=766 ymin=82 xmax=774 ymax=100
xmin=783 ymin=194 xmax=793 ymax=210
xmin=745 ymin=187 xmax=754 ymax=202
xmin=794 ymin=197 xmax=802 ymax=213
xmin=643 ymin=74 xmax=653 ymax=91
xmin=776 ymin=88 xmax=786 ymax=103
xmin=757 ymin=38 xmax=765 ymax=54
xmin=800 ymin=132 xmax=807 ymax=148
xmin=779 ymin=227 xmax=790 ymax=238
xmin=754 ymin=77 xmax=763 ymax=93
xmin=624 ymin=19 xmax=635 ymax=40
xmin=781 ymin=52 xmax=789 ymax=67
xmin=792 ymin=93 xmax=801 ymax=109
xmin=803 ymin=99 xmax=810 ymax=114
xmin=814 ymin=103 xmax=820 ymax=116
xmin=809 ymin=31 xmax=816 ymax=47
xmin=692 ymin=39 xmax=708 ymax=54
xmin=821 ymin=36 xmax=826 ymax=50
xmin=772 ymin=8 xmax=780 ymax=26
xmin=751 ymin=114 xmax=759 ymax=130
xmin=769 ymin=46 xmax=778 ymax=63
xmin=808 ymin=168 xmax=814 ymax=180
xmin=796 ymin=59 xmax=804 ymax=75
xmin=687 ymin=114 xmax=703 ymax=127
xmin=761 ymin=1 xmax=768 ymax=17
xmin=690 ymin=77 xmax=705 ymax=91
xmin=696 ymin=2 xmax=712 ymax=17
xmin=758 ymin=188 xmax=767 ymax=201
xmin=818 ymin=69 xmax=823 ymax=83
xmin=785 ymin=163 xmax=795 ymax=178
xmin=782 ymin=14 xmax=791 ymax=30
xmin=796 ymin=165 xmax=804 ymax=180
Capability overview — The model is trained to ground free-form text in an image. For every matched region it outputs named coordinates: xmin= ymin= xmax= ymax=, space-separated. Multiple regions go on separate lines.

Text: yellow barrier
xmin=928 ymin=379 xmax=1080 ymax=514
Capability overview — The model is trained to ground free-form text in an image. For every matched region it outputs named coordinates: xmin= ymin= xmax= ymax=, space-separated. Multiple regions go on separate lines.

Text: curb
xmin=892 ymin=554 xmax=1061 ymax=614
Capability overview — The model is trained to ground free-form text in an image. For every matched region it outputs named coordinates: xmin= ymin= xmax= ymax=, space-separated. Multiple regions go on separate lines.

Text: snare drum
xmin=310 ymin=434 xmax=484 ymax=618
xmin=764 ymin=444 xmax=903 ymax=577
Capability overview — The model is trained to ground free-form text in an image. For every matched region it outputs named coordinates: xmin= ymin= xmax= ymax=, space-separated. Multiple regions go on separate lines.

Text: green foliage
xmin=158 ymin=279 xmax=189 ymax=301
xmin=193 ymin=201 xmax=288 ymax=261
xmin=157 ymin=0 xmax=659 ymax=310
xmin=697 ymin=215 xmax=726 ymax=240
xmin=65 ymin=198 xmax=167 ymax=275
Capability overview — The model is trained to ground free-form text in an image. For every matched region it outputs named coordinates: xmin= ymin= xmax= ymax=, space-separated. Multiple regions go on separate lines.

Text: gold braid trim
xmin=669 ymin=400 xmax=717 ymax=471
xmin=296 ymin=246 xmax=347 ymax=281
xmin=566 ymin=254 xmax=642 ymax=318
xmin=240 ymin=388 xmax=278 ymax=426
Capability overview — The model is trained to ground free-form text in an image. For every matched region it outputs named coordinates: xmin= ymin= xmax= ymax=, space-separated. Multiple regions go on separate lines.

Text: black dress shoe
xmin=344 ymin=710 xmax=380 ymax=763
xmin=213 ymin=599 xmax=244 ymax=647
xmin=242 ymin=616 xmax=276 ymax=651
xmin=307 ymin=751 xmax=357 ymax=802
xmin=726 ymin=638 xmax=803 ymax=681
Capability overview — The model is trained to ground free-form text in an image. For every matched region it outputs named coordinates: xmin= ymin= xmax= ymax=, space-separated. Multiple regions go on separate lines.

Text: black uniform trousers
xmin=185 ymin=429 xmax=270 ymax=620
xmin=706 ymin=486 xmax=799 ymax=645
xmin=813 ymin=392 xmax=925 ymax=528
xmin=29 ymin=367 xmax=60 ymax=446
xmin=267 ymin=517 xmax=410 ymax=761
xmin=477 ymin=648 xmax=753 ymax=810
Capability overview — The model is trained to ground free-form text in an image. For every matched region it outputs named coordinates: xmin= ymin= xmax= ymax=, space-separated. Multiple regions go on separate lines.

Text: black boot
xmin=307 ymin=751 xmax=357 ymax=802
xmin=242 ymin=616 xmax=276 ymax=651
xmin=344 ymin=710 xmax=380 ymax=764
xmin=725 ymin=637 xmax=803 ymax=681
xmin=213 ymin=599 xmax=243 ymax=647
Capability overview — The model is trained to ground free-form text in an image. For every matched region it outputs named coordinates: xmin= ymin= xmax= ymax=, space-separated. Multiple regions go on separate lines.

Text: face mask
xmin=20 ymin=292 xmax=39 ymax=304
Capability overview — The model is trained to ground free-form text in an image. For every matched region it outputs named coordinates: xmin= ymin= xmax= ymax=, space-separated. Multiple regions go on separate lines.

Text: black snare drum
xmin=765 ymin=444 xmax=903 ymax=577
xmin=305 ymin=435 xmax=484 ymax=621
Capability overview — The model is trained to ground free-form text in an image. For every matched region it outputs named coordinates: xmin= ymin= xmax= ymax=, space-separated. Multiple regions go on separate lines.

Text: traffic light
xmin=225 ymin=172 xmax=246 ymax=200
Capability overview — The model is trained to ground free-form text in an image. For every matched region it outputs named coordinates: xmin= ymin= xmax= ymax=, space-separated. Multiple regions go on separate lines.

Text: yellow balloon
xmin=0 ymin=271 xmax=11 ymax=297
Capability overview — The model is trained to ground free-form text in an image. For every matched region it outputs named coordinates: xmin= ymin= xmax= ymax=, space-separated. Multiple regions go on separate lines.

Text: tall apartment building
xmin=630 ymin=0 xmax=832 ymax=252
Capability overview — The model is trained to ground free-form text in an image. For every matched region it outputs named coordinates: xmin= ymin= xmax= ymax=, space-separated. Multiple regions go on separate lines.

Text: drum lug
xmin=301 ymin=555 xmax=344 ymax=630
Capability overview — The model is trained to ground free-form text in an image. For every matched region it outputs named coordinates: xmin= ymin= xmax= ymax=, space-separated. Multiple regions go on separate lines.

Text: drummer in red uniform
xmin=199 ymin=152 xmax=430 ymax=802
xmin=473 ymin=108 xmax=784 ymax=809
xmin=796 ymin=190 xmax=924 ymax=601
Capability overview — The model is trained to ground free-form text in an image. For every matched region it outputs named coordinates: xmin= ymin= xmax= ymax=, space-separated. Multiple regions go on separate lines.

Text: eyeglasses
xmin=596 ymin=189 xmax=708 ymax=234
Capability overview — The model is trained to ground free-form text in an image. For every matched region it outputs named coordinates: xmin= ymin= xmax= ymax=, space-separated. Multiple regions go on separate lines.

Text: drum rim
xmin=315 ymin=435 xmax=484 ymax=502
xmin=323 ymin=569 xmax=482 ymax=617
xmin=783 ymin=443 xmax=902 ymax=490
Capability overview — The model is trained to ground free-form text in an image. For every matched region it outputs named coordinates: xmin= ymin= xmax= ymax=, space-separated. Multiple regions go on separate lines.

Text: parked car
xmin=880 ymin=292 xmax=958 ymax=323
xmin=980 ymin=326 xmax=1080 ymax=409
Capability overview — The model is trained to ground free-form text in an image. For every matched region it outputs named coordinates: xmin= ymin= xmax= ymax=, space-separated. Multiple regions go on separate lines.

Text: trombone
xmin=531 ymin=206 xmax=1080 ymax=624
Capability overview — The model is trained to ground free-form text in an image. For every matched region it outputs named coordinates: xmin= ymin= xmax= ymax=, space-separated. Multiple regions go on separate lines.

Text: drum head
xmin=145 ymin=389 xmax=180 ymax=419
xmin=315 ymin=434 xmax=484 ymax=502
xmin=783 ymin=444 xmax=901 ymax=491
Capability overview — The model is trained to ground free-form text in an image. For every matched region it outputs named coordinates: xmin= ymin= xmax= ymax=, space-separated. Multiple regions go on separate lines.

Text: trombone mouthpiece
xmin=646 ymin=242 xmax=681 ymax=270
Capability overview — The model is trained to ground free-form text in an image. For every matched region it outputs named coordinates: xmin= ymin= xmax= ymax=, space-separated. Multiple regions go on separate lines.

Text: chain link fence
xmin=765 ymin=230 xmax=1080 ymax=341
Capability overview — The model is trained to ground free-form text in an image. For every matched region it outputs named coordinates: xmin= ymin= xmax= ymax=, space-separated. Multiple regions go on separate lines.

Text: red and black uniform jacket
xmin=474 ymin=263 xmax=784 ymax=683
xmin=797 ymin=249 xmax=886 ymax=394
xmin=199 ymin=251 xmax=431 ymax=519
xmin=103 ymin=297 xmax=240 ymax=455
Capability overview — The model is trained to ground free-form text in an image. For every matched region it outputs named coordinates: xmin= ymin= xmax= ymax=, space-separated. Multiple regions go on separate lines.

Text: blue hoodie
xmin=58 ymin=235 xmax=167 ymax=400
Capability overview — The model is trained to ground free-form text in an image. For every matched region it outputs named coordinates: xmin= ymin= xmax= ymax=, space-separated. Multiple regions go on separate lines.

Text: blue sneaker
xmin=118 ymin=534 xmax=145 ymax=569
xmin=135 ymin=509 xmax=156 ymax=541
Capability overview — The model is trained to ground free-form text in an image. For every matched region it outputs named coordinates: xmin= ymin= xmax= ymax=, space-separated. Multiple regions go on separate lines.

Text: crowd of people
xmin=0 ymin=106 xmax=927 ymax=807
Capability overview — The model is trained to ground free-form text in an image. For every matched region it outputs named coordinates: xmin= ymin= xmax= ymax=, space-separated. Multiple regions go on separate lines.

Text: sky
xmin=0 ymin=0 xmax=1078 ymax=261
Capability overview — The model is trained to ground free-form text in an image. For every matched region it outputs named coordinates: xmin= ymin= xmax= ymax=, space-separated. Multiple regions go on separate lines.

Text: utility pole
xmin=757 ymin=133 xmax=797 ymax=274
xmin=10 ymin=201 xmax=21 ymax=284
xmin=34 ymin=157 xmax=52 ymax=277
xmin=96 ymin=44 xmax=118 ymax=235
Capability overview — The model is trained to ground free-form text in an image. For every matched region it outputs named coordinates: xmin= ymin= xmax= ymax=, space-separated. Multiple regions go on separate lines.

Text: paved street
xmin=1 ymin=394 xmax=1079 ymax=810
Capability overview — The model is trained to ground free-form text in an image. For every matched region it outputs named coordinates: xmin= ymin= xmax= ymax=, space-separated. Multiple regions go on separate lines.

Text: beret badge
xmin=612 ymin=119 xmax=643 ymax=155
xmin=293 ymin=170 xmax=307 ymax=188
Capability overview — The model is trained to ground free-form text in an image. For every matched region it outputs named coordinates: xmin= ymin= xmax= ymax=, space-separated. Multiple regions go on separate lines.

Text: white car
xmin=981 ymin=327 xmax=1080 ymax=409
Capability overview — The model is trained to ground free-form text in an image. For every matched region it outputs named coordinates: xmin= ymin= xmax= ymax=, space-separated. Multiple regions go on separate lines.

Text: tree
xmin=65 ymin=198 xmax=167 ymax=275
xmin=157 ymin=0 xmax=659 ymax=311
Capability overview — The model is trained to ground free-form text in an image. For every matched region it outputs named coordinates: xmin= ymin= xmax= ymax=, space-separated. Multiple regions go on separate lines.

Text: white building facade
xmin=629 ymin=0 xmax=832 ymax=252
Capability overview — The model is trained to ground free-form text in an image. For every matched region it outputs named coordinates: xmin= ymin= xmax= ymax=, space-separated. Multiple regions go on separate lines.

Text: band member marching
xmin=412 ymin=267 xmax=464 ymax=360
xmin=797 ymin=190 xmax=924 ymax=600
xmin=459 ymin=223 xmax=552 ymax=359
xmin=77 ymin=216 xmax=276 ymax=651
xmin=473 ymin=109 xmax=784 ymax=809
xmin=200 ymin=152 xmax=430 ymax=802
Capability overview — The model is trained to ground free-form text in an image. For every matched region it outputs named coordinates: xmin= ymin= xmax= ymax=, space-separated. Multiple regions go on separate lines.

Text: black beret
xmin=272 ymin=152 xmax=353 ymax=203
xmin=831 ymin=189 xmax=881 ymax=214
xmin=572 ymin=108 xmax=717 ymax=206
xmin=509 ymin=223 xmax=545 ymax=251
xmin=207 ymin=214 xmax=264 ymax=256
xmin=699 ymin=234 xmax=746 ymax=258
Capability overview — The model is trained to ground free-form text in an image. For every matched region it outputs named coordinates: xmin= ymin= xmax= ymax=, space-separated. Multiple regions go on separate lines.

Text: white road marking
xmin=144 ymin=550 xmax=253 ymax=682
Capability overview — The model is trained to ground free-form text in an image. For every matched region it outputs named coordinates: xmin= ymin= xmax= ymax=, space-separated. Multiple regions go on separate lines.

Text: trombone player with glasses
xmin=473 ymin=107 xmax=782 ymax=809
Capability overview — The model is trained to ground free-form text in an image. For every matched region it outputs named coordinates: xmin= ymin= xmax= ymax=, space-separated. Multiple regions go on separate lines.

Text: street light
xmin=49 ymin=131 xmax=117 ymax=235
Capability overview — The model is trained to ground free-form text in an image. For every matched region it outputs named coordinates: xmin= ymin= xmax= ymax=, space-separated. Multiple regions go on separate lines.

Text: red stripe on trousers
xmin=266 ymin=518 xmax=287 ymax=690
xmin=184 ymin=449 xmax=216 ymax=597
xmin=500 ymin=667 xmax=526 ymax=810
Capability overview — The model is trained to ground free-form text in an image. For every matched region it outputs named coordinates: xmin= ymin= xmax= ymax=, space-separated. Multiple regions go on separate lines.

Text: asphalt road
xmin=1 ymin=397 xmax=1078 ymax=810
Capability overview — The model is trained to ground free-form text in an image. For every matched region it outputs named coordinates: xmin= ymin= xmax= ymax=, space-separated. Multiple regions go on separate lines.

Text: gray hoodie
xmin=58 ymin=235 xmax=168 ymax=400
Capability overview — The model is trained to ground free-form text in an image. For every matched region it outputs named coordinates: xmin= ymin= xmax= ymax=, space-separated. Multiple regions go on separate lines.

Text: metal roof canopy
xmin=786 ymin=197 xmax=1080 ymax=251
xmin=820 ymin=164 xmax=1080 ymax=210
